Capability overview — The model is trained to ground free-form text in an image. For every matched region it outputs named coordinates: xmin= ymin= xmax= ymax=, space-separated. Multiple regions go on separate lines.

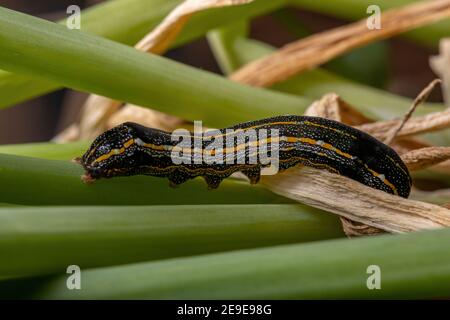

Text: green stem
xmin=0 ymin=141 xmax=89 ymax=161
xmin=23 ymin=228 xmax=450 ymax=299
xmin=207 ymin=21 xmax=250 ymax=75
xmin=0 ymin=6 xmax=310 ymax=128
xmin=0 ymin=154 xmax=290 ymax=205
xmin=0 ymin=204 xmax=342 ymax=279
xmin=1 ymin=0 xmax=448 ymax=110
xmin=0 ymin=0 xmax=288 ymax=109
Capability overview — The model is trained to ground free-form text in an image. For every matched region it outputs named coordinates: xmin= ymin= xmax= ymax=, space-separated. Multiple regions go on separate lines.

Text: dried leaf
xmin=107 ymin=104 xmax=189 ymax=132
xmin=390 ymin=137 xmax=432 ymax=155
xmin=231 ymin=0 xmax=450 ymax=87
xmin=78 ymin=96 xmax=123 ymax=140
xmin=392 ymin=140 xmax=450 ymax=174
xmin=401 ymin=147 xmax=450 ymax=171
xmin=340 ymin=218 xmax=385 ymax=237
xmin=304 ymin=93 xmax=372 ymax=125
xmin=137 ymin=0 xmax=254 ymax=54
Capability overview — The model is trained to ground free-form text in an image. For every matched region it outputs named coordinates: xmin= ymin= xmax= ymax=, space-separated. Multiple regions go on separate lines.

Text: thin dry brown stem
xmin=230 ymin=0 xmax=450 ymax=87
xmin=357 ymin=108 xmax=450 ymax=141
xmin=401 ymin=146 xmax=450 ymax=171
xmin=384 ymin=79 xmax=442 ymax=145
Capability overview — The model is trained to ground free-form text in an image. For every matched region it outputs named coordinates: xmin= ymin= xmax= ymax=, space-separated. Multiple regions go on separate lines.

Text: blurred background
xmin=0 ymin=0 xmax=442 ymax=144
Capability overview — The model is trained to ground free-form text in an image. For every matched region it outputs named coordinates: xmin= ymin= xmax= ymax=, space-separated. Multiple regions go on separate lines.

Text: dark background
xmin=0 ymin=0 xmax=441 ymax=144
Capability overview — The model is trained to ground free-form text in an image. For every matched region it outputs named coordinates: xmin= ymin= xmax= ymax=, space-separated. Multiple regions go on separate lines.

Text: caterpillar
xmin=78 ymin=115 xmax=412 ymax=198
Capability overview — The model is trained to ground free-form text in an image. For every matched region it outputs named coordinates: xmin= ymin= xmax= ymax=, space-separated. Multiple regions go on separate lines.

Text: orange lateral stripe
xmin=93 ymin=139 xmax=134 ymax=163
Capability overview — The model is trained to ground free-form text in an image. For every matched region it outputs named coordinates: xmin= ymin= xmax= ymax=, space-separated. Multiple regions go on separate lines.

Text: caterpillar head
xmin=78 ymin=122 xmax=139 ymax=182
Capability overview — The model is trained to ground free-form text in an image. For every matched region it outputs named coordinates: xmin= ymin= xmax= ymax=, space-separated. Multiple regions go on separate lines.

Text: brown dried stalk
xmin=230 ymin=0 xmax=450 ymax=87
xmin=389 ymin=137 xmax=431 ymax=155
xmin=261 ymin=167 xmax=450 ymax=234
xmin=401 ymin=147 xmax=450 ymax=171
xmin=357 ymin=108 xmax=450 ymax=142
